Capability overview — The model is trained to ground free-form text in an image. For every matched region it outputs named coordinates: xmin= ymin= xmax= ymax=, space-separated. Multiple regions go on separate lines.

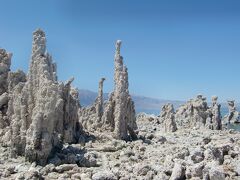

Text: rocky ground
xmin=0 ymin=114 xmax=239 ymax=180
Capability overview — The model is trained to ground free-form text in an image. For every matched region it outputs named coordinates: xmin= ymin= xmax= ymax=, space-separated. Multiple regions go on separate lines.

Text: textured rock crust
xmin=174 ymin=94 xmax=223 ymax=130
xmin=1 ymin=29 xmax=81 ymax=165
xmin=0 ymin=30 xmax=138 ymax=166
xmin=160 ymin=104 xmax=177 ymax=132
xmin=207 ymin=96 xmax=222 ymax=130
xmin=80 ymin=40 xmax=137 ymax=140
xmin=0 ymin=49 xmax=12 ymax=95
xmin=0 ymin=49 xmax=12 ymax=130
xmin=102 ymin=40 xmax=137 ymax=140
xmin=79 ymin=78 xmax=106 ymax=132
xmin=224 ymin=100 xmax=240 ymax=123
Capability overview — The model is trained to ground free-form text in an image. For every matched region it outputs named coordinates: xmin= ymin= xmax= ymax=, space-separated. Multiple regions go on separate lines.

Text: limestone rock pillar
xmin=161 ymin=104 xmax=177 ymax=132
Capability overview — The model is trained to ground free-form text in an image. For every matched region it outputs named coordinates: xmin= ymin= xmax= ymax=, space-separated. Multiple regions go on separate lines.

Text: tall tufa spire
xmin=96 ymin=78 xmax=106 ymax=122
xmin=32 ymin=28 xmax=46 ymax=58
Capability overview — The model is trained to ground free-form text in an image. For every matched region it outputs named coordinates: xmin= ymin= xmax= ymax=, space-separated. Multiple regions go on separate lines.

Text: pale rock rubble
xmin=224 ymin=100 xmax=240 ymax=123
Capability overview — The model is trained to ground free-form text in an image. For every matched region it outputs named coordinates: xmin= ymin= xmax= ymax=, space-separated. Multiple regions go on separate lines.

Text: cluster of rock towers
xmin=0 ymin=29 xmax=235 ymax=166
xmin=160 ymin=94 xmax=240 ymax=133
xmin=0 ymin=29 xmax=137 ymax=165
xmin=79 ymin=40 xmax=137 ymax=140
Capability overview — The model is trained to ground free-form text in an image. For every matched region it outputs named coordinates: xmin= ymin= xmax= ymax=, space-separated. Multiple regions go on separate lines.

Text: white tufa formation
xmin=175 ymin=95 xmax=209 ymax=129
xmin=206 ymin=96 xmax=222 ymax=130
xmin=102 ymin=40 xmax=137 ymax=140
xmin=79 ymin=77 xmax=106 ymax=131
xmin=224 ymin=100 xmax=240 ymax=123
xmin=0 ymin=49 xmax=12 ymax=128
xmin=80 ymin=41 xmax=137 ymax=140
xmin=0 ymin=49 xmax=12 ymax=95
xmin=160 ymin=104 xmax=177 ymax=132
xmin=96 ymin=78 xmax=106 ymax=123
xmin=2 ymin=29 xmax=82 ymax=165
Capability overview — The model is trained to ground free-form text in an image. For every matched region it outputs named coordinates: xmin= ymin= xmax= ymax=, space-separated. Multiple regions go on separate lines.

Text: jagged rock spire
xmin=225 ymin=100 xmax=239 ymax=123
xmin=79 ymin=77 xmax=106 ymax=131
xmin=32 ymin=28 xmax=46 ymax=57
xmin=210 ymin=96 xmax=222 ymax=130
xmin=0 ymin=49 xmax=12 ymax=95
xmin=114 ymin=40 xmax=128 ymax=139
xmin=29 ymin=29 xmax=57 ymax=85
xmin=4 ymin=29 xmax=82 ymax=165
xmin=115 ymin=40 xmax=121 ymax=55
xmin=114 ymin=40 xmax=124 ymax=92
xmin=79 ymin=40 xmax=137 ymax=139
xmin=175 ymin=95 xmax=209 ymax=129
xmin=96 ymin=78 xmax=105 ymax=122
xmin=160 ymin=104 xmax=177 ymax=132
xmin=102 ymin=40 xmax=137 ymax=140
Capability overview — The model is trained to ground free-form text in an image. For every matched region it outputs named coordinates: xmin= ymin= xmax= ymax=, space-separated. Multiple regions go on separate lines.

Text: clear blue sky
xmin=1 ymin=0 xmax=240 ymax=102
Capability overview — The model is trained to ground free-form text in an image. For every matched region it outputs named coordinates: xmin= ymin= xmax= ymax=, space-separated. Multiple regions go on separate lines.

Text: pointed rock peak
xmin=33 ymin=28 xmax=45 ymax=37
xmin=227 ymin=100 xmax=235 ymax=103
xmin=100 ymin=77 xmax=106 ymax=83
xmin=65 ymin=77 xmax=74 ymax=86
xmin=0 ymin=48 xmax=12 ymax=66
xmin=211 ymin=96 xmax=218 ymax=103
xmin=115 ymin=40 xmax=122 ymax=55
xmin=32 ymin=28 xmax=46 ymax=57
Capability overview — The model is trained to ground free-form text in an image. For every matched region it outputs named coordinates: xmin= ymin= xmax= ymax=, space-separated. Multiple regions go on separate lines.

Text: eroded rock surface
xmin=80 ymin=40 xmax=137 ymax=140
xmin=160 ymin=104 xmax=177 ymax=132
xmin=79 ymin=78 xmax=106 ymax=132
xmin=224 ymin=100 xmax=240 ymax=123
xmin=1 ymin=29 xmax=82 ymax=165
xmin=102 ymin=40 xmax=137 ymax=140
xmin=175 ymin=95 xmax=211 ymax=129
xmin=206 ymin=96 xmax=222 ymax=130
xmin=0 ymin=49 xmax=12 ymax=95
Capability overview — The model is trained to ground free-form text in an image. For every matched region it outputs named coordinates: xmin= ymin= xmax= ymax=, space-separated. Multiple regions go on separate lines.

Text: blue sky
xmin=0 ymin=0 xmax=240 ymax=102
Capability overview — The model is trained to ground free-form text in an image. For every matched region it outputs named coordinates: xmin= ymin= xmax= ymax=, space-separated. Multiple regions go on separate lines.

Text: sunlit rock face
xmin=175 ymin=95 xmax=224 ymax=130
xmin=0 ymin=49 xmax=27 ymax=144
xmin=175 ymin=95 xmax=212 ymax=129
xmin=160 ymin=103 xmax=177 ymax=132
xmin=79 ymin=40 xmax=137 ymax=140
xmin=206 ymin=96 xmax=222 ymax=130
xmin=102 ymin=40 xmax=137 ymax=140
xmin=0 ymin=49 xmax=12 ymax=95
xmin=223 ymin=100 xmax=240 ymax=124
xmin=0 ymin=49 xmax=13 ymax=132
xmin=2 ymin=29 xmax=82 ymax=165
xmin=79 ymin=78 xmax=106 ymax=132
